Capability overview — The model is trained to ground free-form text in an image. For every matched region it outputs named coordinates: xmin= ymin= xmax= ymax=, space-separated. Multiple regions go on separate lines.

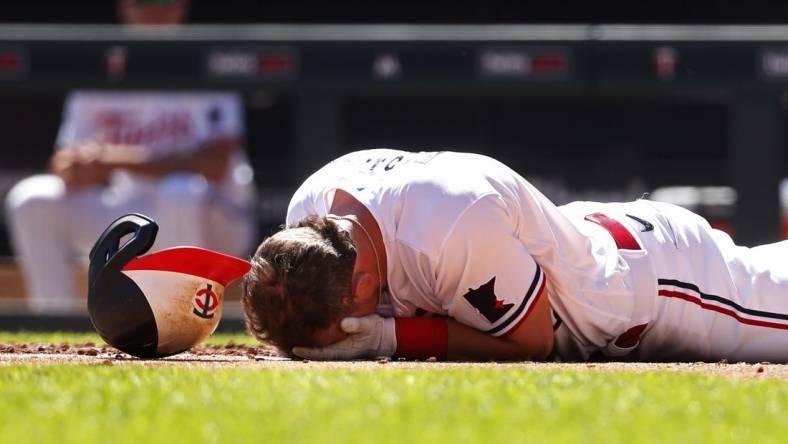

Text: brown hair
xmin=241 ymin=215 xmax=357 ymax=354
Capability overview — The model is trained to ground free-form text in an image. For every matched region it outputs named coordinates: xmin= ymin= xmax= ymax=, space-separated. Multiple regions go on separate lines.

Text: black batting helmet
xmin=88 ymin=213 xmax=250 ymax=358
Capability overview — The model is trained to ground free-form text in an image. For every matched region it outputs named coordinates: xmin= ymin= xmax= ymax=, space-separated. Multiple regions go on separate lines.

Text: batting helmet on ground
xmin=88 ymin=213 xmax=251 ymax=358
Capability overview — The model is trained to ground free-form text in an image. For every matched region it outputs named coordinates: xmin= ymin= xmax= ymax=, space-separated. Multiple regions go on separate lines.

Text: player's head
xmin=241 ymin=216 xmax=360 ymax=354
xmin=117 ymin=0 xmax=190 ymax=25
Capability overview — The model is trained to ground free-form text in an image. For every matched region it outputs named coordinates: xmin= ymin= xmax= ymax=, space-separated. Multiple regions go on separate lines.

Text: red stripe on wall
xmin=123 ymin=247 xmax=251 ymax=286
xmin=658 ymin=289 xmax=788 ymax=331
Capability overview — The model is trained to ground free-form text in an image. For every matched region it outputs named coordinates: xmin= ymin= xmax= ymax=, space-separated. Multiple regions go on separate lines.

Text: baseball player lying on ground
xmin=241 ymin=149 xmax=788 ymax=362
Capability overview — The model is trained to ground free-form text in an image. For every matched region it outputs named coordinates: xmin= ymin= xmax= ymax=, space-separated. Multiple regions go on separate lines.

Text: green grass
xmin=0 ymin=366 xmax=787 ymax=444
xmin=1 ymin=331 xmax=788 ymax=444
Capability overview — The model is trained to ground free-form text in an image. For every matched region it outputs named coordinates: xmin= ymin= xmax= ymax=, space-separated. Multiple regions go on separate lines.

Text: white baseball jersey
xmin=560 ymin=199 xmax=788 ymax=363
xmin=286 ymin=149 xmax=641 ymax=344
xmin=288 ymin=149 xmax=788 ymax=363
xmin=56 ymin=90 xmax=253 ymax=208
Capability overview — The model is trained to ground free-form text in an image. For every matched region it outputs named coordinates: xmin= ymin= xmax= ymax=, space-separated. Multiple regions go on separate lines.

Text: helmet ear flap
xmin=88 ymin=213 xmax=158 ymax=287
xmin=88 ymin=213 xmax=160 ymax=359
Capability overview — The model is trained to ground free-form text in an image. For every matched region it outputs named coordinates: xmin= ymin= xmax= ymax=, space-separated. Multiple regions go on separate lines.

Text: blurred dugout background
xmin=3 ymin=1 xmax=788 ymax=326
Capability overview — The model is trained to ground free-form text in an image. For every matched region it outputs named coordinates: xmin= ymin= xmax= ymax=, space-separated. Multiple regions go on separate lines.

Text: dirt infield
xmin=1 ymin=342 xmax=787 ymax=378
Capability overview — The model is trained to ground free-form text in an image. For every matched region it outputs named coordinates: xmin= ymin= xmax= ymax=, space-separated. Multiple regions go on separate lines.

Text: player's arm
xmin=105 ymin=137 xmax=237 ymax=182
xmin=445 ymin=293 xmax=552 ymax=360
xmin=395 ymin=195 xmax=553 ymax=361
xmin=382 ymin=298 xmax=552 ymax=362
xmin=51 ymin=137 xmax=238 ymax=187
xmin=293 ymin=195 xmax=554 ymax=361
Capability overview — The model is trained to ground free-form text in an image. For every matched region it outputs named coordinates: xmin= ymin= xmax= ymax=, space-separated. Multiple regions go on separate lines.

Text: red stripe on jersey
xmin=122 ymin=247 xmax=251 ymax=286
xmin=584 ymin=212 xmax=641 ymax=250
xmin=658 ymin=289 xmax=788 ymax=330
xmin=500 ymin=277 xmax=547 ymax=338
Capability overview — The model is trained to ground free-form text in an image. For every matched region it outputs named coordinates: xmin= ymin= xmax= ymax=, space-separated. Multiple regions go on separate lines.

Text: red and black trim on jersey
xmin=658 ymin=279 xmax=788 ymax=330
xmin=485 ymin=265 xmax=546 ymax=337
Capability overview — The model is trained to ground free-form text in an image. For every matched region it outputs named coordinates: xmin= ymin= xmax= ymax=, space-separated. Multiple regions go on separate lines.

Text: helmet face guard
xmin=88 ymin=214 xmax=251 ymax=358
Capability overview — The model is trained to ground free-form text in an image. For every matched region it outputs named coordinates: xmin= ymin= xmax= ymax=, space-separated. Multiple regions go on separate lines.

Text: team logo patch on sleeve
xmin=485 ymin=266 xmax=546 ymax=336
xmin=463 ymin=276 xmax=514 ymax=323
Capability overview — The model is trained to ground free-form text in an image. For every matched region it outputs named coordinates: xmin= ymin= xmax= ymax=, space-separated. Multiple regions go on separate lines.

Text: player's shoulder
xmin=400 ymin=151 xmax=511 ymax=196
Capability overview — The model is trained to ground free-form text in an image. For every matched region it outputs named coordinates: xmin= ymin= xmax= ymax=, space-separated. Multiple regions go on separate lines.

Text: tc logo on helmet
xmin=193 ymin=283 xmax=219 ymax=319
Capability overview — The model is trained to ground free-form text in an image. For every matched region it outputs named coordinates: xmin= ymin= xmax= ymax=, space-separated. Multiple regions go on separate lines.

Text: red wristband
xmin=394 ymin=317 xmax=448 ymax=361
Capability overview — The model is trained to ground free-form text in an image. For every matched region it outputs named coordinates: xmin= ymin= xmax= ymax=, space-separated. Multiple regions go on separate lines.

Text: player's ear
xmin=351 ymin=271 xmax=377 ymax=306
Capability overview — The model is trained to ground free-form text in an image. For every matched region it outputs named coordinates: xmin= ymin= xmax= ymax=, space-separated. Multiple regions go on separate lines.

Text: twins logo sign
xmin=193 ymin=283 xmax=219 ymax=319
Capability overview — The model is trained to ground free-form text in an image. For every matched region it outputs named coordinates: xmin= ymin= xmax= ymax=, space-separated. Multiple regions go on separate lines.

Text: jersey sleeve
xmin=285 ymin=189 xmax=317 ymax=227
xmin=436 ymin=194 xmax=547 ymax=337
xmin=285 ymin=179 xmax=330 ymax=227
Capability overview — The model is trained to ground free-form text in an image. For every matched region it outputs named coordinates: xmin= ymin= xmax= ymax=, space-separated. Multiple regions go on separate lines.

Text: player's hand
xmin=50 ymin=143 xmax=113 ymax=188
xmin=292 ymin=314 xmax=397 ymax=360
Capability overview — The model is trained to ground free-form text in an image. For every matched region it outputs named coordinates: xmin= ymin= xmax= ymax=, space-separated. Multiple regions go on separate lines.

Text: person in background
xmin=4 ymin=0 xmax=257 ymax=310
